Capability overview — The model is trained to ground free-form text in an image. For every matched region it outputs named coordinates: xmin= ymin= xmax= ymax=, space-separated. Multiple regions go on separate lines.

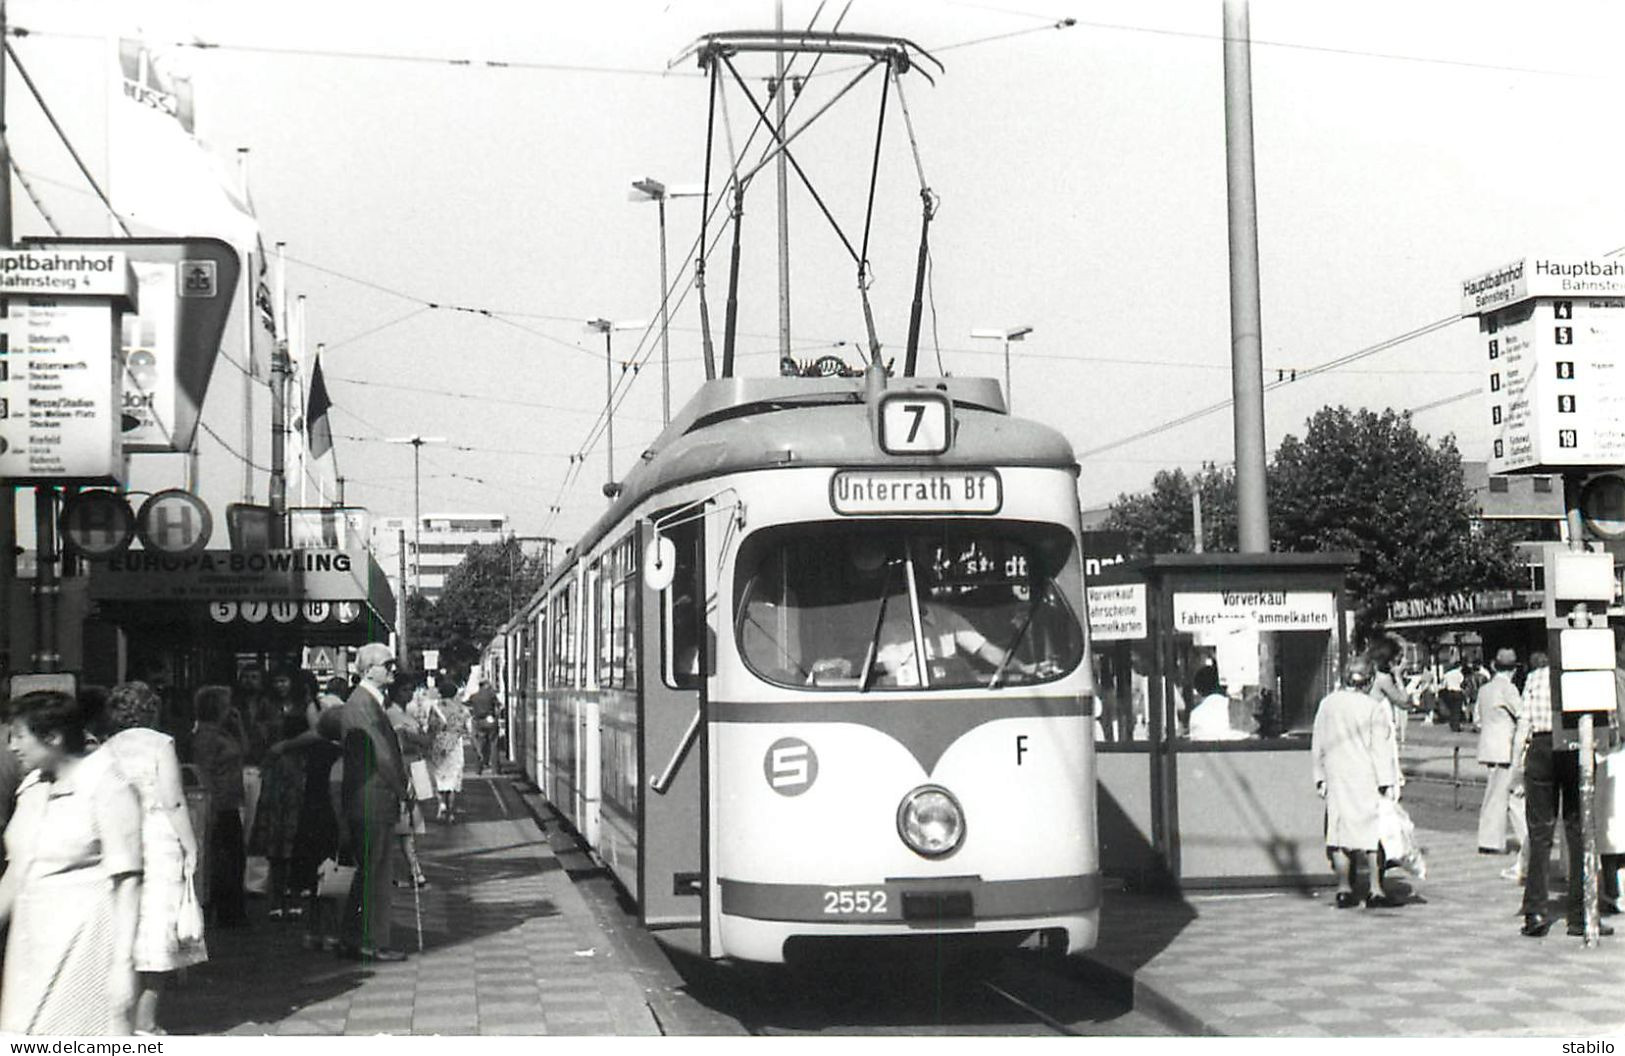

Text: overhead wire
xmin=5 ymin=41 xmax=132 ymax=235
xmin=1075 ymin=313 xmax=1464 ymax=460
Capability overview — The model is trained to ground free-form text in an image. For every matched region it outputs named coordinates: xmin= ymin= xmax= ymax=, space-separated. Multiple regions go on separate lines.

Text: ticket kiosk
xmin=1090 ymin=553 xmax=1357 ymax=890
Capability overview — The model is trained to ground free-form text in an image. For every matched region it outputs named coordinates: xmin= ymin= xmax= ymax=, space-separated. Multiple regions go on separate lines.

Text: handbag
xmin=316 ymin=857 xmax=357 ymax=900
xmin=175 ymin=866 xmax=205 ymax=946
xmin=409 ymin=758 xmax=436 ymax=802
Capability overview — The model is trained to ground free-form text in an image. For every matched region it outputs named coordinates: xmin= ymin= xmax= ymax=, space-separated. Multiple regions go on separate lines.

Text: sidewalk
xmin=1399 ymin=721 xmax=1488 ymax=786
xmin=164 ymin=775 xmax=660 ymax=1036
xmin=1088 ymin=821 xmax=1625 ymax=1037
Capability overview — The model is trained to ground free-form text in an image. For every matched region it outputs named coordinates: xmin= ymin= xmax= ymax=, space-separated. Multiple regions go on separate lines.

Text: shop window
xmin=1489 ymin=477 xmax=1509 ymax=493
xmin=1533 ymin=477 xmax=1553 ymax=493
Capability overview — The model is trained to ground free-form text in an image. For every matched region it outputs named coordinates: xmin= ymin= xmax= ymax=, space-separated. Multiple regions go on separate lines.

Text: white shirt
xmin=1189 ymin=693 xmax=1247 ymax=741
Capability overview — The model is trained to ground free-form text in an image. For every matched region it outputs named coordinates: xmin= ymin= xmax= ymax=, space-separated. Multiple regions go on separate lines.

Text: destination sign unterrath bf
xmin=831 ymin=469 xmax=1001 ymax=515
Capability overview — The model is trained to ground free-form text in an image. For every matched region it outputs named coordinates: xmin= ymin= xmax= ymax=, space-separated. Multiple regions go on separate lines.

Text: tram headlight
xmin=896 ymin=785 xmax=965 ymax=858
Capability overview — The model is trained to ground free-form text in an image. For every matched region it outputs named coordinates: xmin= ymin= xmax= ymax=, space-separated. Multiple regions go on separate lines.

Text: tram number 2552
xmin=823 ymin=889 xmax=888 ymax=915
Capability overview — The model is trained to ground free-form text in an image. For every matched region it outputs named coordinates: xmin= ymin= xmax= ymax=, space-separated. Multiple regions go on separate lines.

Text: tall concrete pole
xmin=1223 ymin=0 xmax=1270 ymax=553
xmin=0 ymin=0 xmax=16 ymax=683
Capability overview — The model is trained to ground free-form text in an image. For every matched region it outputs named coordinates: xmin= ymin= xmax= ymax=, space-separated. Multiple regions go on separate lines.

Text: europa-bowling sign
xmin=0 ymin=250 xmax=137 ymax=485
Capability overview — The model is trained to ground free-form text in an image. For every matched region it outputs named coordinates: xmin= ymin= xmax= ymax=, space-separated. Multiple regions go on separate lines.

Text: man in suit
xmin=318 ymin=642 xmax=409 ymax=961
xmin=1476 ymin=647 xmax=1525 ymax=855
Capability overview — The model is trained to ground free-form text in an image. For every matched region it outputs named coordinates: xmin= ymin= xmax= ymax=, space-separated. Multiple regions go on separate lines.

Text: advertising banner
xmin=27 ymin=239 xmax=241 ymax=455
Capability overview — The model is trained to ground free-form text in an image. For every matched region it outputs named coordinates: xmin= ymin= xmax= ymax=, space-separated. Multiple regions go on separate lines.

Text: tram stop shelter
xmin=1088 ymin=552 xmax=1357 ymax=891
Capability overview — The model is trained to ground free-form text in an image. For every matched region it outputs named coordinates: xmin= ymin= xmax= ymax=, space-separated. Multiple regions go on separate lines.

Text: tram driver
xmin=803 ymin=543 xmax=1047 ymax=688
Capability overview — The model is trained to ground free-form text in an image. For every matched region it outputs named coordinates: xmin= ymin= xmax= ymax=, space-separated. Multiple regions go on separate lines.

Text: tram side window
xmin=542 ymin=607 xmax=555 ymax=692
xmin=594 ymin=535 xmax=641 ymax=690
xmin=594 ymin=555 xmax=612 ymax=687
xmin=662 ymin=519 xmax=704 ymax=690
xmin=550 ymin=584 xmax=576 ymax=689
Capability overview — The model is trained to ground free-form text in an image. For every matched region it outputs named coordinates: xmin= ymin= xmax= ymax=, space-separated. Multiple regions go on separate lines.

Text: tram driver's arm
xmin=953 ymin=623 xmax=1036 ymax=678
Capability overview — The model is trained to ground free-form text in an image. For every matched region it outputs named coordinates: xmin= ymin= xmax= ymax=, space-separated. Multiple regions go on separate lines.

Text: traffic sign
xmin=59 ymin=490 xmax=136 ymax=557
xmin=136 ymin=489 xmax=212 ymax=554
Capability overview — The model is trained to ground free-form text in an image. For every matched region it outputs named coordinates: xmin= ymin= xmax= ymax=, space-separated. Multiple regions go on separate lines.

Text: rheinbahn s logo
xmin=764 ymin=737 xmax=818 ymax=796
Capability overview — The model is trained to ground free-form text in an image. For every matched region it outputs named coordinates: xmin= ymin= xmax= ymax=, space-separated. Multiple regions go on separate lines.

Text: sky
xmin=10 ymin=0 xmax=1625 ymax=548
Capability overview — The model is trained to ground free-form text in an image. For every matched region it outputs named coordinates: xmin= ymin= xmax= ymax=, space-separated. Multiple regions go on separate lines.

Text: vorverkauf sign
xmin=1086 ymin=583 xmax=1147 ymax=641
xmin=1173 ymin=591 xmax=1336 ymax=632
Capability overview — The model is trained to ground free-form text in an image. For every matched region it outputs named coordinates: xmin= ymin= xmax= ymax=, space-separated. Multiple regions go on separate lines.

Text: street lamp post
xmin=586 ymin=319 xmax=645 ymax=496
xmin=630 ymin=179 xmax=672 ymax=427
xmin=384 ymin=435 xmax=447 ymax=597
xmin=970 ymin=325 xmax=1034 ymax=412
xmin=629 ymin=180 xmax=702 ymax=426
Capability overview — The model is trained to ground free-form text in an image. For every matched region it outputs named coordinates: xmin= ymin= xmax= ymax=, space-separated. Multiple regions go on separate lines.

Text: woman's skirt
xmin=1 ymin=871 xmax=123 ymax=1035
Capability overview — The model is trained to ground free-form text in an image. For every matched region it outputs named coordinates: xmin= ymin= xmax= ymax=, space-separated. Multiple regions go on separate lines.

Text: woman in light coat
xmin=1312 ymin=656 xmax=1401 ymax=908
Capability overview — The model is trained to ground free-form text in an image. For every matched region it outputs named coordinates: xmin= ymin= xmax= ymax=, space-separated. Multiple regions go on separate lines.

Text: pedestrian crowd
xmin=0 ymin=645 xmax=503 ymax=1035
xmin=1310 ymin=641 xmax=1625 ymax=940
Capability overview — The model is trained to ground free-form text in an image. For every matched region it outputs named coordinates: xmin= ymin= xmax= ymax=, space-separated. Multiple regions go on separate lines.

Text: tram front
xmin=701 ymin=381 xmax=1100 ymax=963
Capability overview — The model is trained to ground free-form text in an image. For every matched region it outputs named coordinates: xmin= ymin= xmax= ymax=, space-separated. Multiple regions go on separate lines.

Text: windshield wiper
xmin=857 ymin=560 xmax=900 ymax=693
xmin=988 ymin=587 xmax=1042 ymax=690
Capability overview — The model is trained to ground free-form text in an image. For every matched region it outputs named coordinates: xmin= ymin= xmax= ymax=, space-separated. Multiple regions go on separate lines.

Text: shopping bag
xmin=175 ymin=866 xmax=206 ymax=947
xmin=409 ymin=758 xmax=436 ymax=802
xmin=1377 ymin=797 xmax=1427 ymax=880
xmin=316 ymin=858 xmax=357 ymax=900
xmin=1598 ymin=746 xmax=1625 ymax=856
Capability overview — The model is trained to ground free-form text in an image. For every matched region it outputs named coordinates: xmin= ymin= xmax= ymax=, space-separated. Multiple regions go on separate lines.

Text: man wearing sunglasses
xmin=317 ymin=642 xmax=410 ymax=961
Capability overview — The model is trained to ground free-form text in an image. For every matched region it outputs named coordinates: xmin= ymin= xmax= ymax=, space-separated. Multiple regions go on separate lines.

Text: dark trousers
xmin=1521 ymin=733 xmax=1583 ymax=919
xmin=476 ymin=726 xmax=499 ymax=772
xmin=209 ymin=808 xmax=248 ymax=925
xmin=341 ymin=804 xmax=395 ymax=950
xmin=1440 ymin=690 xmax=1465 ymax=731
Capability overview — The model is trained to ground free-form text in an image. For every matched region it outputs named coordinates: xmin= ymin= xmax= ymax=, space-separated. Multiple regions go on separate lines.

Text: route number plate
xmin=878 ymin=393 xmax=951 ymax=455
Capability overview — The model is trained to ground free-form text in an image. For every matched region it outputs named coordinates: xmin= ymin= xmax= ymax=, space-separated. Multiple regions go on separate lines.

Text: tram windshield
xmin=735 ymin=524 xmax=1084 ymax=691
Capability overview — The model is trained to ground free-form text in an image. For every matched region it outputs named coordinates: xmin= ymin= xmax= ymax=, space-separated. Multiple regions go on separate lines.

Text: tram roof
xmin=526 ymin=374 xmax=1078 ymax=605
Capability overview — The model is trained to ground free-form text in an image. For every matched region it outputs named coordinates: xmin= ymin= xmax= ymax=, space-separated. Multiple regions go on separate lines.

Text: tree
xmin=1270 ymin=406 xmax=1518 ymax=637
xmin=1103 ymin=463 xmax=1237 ymax=555
xmin=406 ymin=538 xmax=550 ymax=674
xmin=1102 ymin=405 xmax=1520 ymax=640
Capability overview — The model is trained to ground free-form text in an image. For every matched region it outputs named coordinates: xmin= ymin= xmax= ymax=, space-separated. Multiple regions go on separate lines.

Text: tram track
xmin=513 ymin=780 xmax=1171 ymax=1036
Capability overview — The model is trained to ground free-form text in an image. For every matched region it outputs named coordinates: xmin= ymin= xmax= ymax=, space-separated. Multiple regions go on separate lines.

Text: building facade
xmin=373 ymin=512 xmax=510 ymax=603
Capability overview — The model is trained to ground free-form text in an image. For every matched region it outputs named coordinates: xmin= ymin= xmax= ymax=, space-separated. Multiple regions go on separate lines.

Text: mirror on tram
xmin=644 ymin=535 xmax=677 ymax=593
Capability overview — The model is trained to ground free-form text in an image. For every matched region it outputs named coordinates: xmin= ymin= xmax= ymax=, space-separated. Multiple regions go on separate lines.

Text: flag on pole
xmin=110 ymin=37 xmax=259 ymax=251
xmin=306 ymin=355 xmax=333 ymax=460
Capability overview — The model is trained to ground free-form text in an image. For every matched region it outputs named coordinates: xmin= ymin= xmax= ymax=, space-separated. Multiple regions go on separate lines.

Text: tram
xmin=495 ymin=366 xmax=1100 ymax=962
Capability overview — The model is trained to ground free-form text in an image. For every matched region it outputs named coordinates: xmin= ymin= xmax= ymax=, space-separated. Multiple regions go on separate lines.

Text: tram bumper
xmin=715 ymin=873 xmax=1101 ymax=963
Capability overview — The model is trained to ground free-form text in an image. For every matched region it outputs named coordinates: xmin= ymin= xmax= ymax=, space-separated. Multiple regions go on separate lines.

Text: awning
xmin=86 ymin=546 xmax=396 ymax=645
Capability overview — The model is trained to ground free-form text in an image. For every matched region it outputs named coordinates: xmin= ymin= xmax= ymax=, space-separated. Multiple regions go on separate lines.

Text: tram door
xmin=637 ymin=515 xmax=706 ymax=929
